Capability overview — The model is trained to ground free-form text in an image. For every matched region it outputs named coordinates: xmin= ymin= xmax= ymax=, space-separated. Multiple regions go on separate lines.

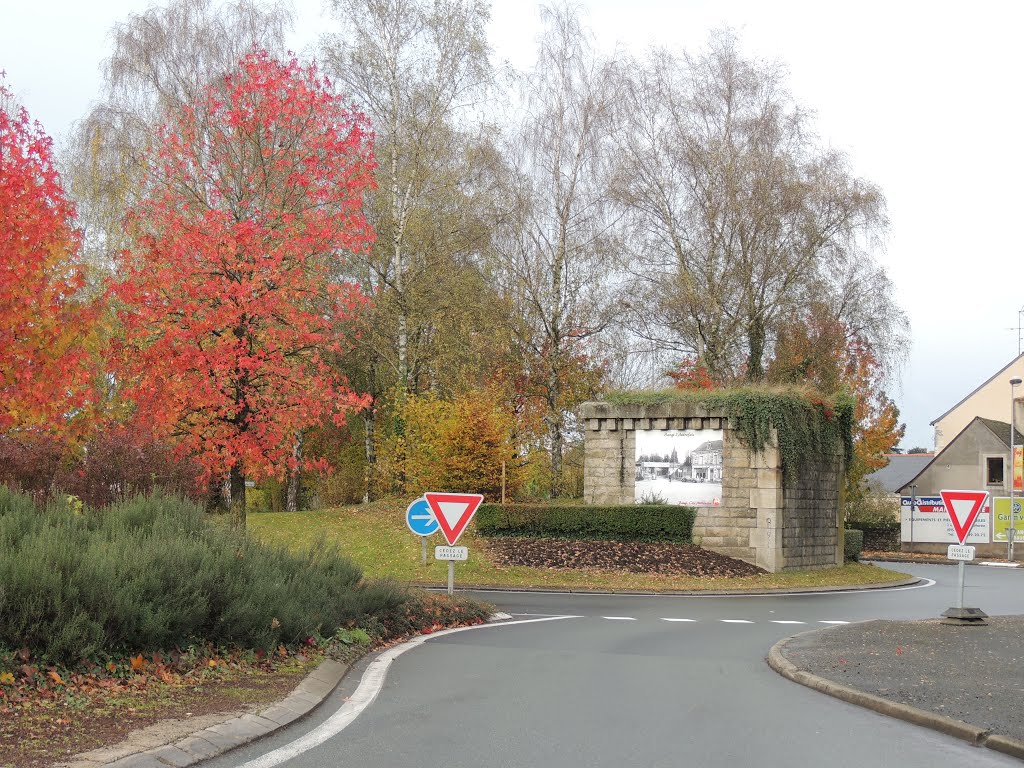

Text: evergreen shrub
xmin=843 ymin=529 xmax=864 ymax=561
xmin=475 ymin=503 xmax=696 ymax=542
xmin=0 ymin=486 xmax=411 ymax=663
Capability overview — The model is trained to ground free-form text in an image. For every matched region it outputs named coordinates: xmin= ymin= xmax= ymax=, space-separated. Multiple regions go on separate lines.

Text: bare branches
xmin=613 ymin=29 xmax=901 ymax=383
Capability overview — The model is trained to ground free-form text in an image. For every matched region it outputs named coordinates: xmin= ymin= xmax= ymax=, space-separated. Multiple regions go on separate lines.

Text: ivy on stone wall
xmin=604 ymin=387 xmax=855 ymax=479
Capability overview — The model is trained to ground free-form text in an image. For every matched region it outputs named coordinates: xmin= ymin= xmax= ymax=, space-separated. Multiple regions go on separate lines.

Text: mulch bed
xmin=483 ymin=537 xmax=766 ymax=577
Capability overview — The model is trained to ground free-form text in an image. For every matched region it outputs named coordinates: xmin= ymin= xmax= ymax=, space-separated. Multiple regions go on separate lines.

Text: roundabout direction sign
xmin=406 ymin=497 xmax=438 ymax=565
xmin=406 ymin=497 xmax=439 ymax=536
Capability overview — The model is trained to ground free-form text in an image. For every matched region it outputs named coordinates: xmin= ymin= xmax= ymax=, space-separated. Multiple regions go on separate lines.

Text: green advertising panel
xmin=993 ymin=497 xmax=1024 ymax=542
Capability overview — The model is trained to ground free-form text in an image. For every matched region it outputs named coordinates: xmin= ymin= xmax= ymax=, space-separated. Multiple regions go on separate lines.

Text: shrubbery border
xmin=475 ymin=503 xmax=696 ymax=542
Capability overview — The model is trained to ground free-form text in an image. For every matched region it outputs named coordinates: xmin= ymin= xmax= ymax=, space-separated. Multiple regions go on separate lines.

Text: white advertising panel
xmin=635 ymin=429 xmax=723 ymax=506
xmin=900 ymin=496 xmax=991 ymax=544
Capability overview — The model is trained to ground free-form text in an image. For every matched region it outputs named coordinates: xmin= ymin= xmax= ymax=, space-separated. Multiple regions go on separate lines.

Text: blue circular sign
xmin=406 ymin=497 xmax=438 ymax=536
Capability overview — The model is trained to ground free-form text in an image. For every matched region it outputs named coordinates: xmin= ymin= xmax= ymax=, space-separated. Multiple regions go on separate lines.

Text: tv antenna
xmin=1010 ymin=305 xmax=1024 ymax=356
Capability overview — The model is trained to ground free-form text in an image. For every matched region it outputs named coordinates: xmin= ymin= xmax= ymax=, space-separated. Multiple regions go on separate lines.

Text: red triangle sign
xmin=424 ymin=492 xmax=484 ymax=545
xmin=939 ymin=489 xmax=989 ymax=545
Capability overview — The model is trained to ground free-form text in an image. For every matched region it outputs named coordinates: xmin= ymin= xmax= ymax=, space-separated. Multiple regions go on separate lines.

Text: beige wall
xmin=932 ymin=354 xmax=1024 ymax=451
xmin=908 ymin=421 xmax=1011 ymax=496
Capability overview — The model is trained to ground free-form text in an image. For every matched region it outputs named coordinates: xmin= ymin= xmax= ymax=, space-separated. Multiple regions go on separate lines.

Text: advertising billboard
xmin=993 ymin=497 xmax=1024 ymax=543
xmin=900 ymin=496 xmax=991 ymax=544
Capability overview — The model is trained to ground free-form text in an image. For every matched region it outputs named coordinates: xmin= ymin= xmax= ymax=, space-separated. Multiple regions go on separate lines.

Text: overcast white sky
xmin=2 ymin=0 xmax=1022 ymax=450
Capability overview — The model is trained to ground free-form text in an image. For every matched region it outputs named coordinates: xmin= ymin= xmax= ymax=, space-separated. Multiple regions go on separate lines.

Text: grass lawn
xmin=247 ymin=498 xmax=911 ymax=592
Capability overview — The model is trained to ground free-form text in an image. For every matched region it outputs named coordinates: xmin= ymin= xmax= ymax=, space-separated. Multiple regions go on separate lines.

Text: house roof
xmin=897 ymin=416 xmax=1024 ymax=493
xmin=977 ymin=417 xmax=1024 ymax=449
xmin=929 ymin=351 xmax=1024 ymax=426
xmin=863 ymin=454 xmax=935 ymax=493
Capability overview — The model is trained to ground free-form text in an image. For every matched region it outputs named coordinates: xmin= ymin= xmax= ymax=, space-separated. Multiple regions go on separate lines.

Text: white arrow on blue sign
xmin=406 ymin=497 xmax=439 ymax=536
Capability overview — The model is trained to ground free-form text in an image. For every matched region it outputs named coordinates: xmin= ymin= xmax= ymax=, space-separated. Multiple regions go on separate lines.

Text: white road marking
xmin=463 ymin=577 xmax=937 ymax=598
xmin=720 ymin=619 xmax=754 ymax=624
xmin=603 ymin=616 xmax=637 ymax=621
xmin=770 ymin=620 xmax=806 ymax=624
xmin=234 ymin=615 xmax=582 ymax=768
xmin=661 ymin=618 xmax=698 ymax=622
xmin=819 ymin=620 xmax=849 ymax=624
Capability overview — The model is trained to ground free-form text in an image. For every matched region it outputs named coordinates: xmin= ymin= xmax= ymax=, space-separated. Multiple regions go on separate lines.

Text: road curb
xmin=410 ymin=576 xmax=922 ymax=596
xmin=57 ymin=612 xmax=513 ymax=768
xmin=57 ymin=659 xmax=349 ymax=768
xmin=767 ymin=629 xmax=1024 ymax=759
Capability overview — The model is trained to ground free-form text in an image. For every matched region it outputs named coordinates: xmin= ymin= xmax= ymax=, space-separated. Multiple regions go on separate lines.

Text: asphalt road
xmin=208 ymin=563 xmax=1024 ymax=768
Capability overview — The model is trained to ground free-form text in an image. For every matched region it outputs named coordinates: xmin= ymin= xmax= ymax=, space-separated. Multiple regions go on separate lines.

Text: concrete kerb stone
xmin=59 ymin=657 xmax=349 ymax=768
xmin=767 ymin=629 xmax=1024 ymax=759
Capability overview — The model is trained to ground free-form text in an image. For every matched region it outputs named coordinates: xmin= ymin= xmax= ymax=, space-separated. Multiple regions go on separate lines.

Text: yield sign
xmin=424 ymin=492 xmax=484 ymax=545
xmin=939 ymin=489 xmax=989 ymax=545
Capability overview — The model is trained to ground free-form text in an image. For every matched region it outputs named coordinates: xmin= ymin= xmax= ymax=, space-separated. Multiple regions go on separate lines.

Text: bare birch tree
xmin=490 ymin=4 xmax=624 ymax=495
xmin=322 ymin=0 xmax=497 ymax=498
xmin=613 ymin=30 xmax=896 ymax=383
xmin=322 ymin=0 xmax=492 ymax=389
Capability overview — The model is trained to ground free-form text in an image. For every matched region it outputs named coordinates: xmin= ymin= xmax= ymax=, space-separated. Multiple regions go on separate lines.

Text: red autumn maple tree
xmin=0 ymin=83 xmax=96 ymax=435
xmin=111 ymin=50 xmax=375 ymax=523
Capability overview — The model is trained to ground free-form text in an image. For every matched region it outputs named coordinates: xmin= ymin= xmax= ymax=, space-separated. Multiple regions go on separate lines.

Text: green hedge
xmin=0 ymin=486 xmax=413 ymax=663
xmin=475 ymin=503 xmax=696 ymax=542
xmin=843 ymin=529 xmax=864 ymax=562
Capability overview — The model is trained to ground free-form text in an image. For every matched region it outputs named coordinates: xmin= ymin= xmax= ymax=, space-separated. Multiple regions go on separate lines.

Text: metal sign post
xmin=939 ymin=490 xmax=988 ymax=626
xmin=448 ymin=560 xmax=455 ymax=595
xmin=910 ymin=484 xmax=916 ymax=546
xmin=406 ymin=497 xmax=439 ymax=566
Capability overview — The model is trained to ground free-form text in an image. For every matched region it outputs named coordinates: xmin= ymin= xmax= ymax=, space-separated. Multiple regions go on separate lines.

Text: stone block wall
xmin=581 ymin=400 xmax=843 ymax=573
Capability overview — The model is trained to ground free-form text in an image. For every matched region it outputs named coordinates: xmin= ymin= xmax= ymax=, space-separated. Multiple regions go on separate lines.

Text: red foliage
xmin=0 ymin=81 xmax=97 ymax=434
xmin=111 ymin=50 xmax=375 ymax=489
xmin=0 ymin=420 xmax=205 ymax=508
xmin=768 ymin=304 xmax=903 ymax=489
xmin=54 ymin=420 xmax=206 ymax=507
xmin=0 ymin=433 xmax=64 ymax=501
xmin=667 ymin=355 xmax=717 ymax=391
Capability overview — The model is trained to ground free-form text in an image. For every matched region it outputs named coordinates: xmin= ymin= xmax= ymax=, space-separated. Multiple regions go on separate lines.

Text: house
xmin=690 ymin=439 xmax=723 ymax=482
xmin=900 ymin=417 xmax=1023 ymax=497
xmin=897 ymin=417 xmax=1023 ymax=558
xmin=931 ymin=351 xmax=1024 ymax=452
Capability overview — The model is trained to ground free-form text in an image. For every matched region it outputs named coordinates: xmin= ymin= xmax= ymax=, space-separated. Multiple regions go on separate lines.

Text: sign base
xmin=940 ymin=606 xmax=989 ymax=626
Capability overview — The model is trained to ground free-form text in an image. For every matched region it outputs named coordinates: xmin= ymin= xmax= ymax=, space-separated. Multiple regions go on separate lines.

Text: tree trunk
xmin=547 ymin=357 xmax=563 ymax=497
xmin=286 ymin=432 xmax=303 ymax=512
xmin=363 ymin=410 xmax=376 ymax=503
xmin=747 ymin=317 xmax=766 ymax=382
xmin=229 ymin=463 xmax=246 ymax=528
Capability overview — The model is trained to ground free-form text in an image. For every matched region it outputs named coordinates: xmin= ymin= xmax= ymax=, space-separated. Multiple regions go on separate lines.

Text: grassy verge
xmin=247 ymin=498 xmax=912 ymax=592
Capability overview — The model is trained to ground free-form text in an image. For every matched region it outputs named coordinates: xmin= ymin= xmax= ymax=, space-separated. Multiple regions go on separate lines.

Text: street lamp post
xmin=1010 ymin=377 xmax=1022 ymax=562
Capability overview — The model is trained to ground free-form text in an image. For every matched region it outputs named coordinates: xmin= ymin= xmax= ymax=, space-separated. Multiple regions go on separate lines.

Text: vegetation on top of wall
xmin=604 ymin=386 xmax=855 ymax=479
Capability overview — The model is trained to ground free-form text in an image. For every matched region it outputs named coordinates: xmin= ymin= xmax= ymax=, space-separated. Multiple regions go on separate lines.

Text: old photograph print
xmin=635 ymin=429 xmax=723 ymax=506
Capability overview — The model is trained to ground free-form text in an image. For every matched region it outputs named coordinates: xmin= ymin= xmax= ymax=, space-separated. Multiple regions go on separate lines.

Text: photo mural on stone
xmin=635 ymin=430 xmax=723 ymax=506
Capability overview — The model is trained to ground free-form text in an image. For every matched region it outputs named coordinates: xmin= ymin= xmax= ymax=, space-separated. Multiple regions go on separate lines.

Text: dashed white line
xmin=720 ymin=619 xmax=754 ymax=624
xmin=661 ymin=618 xmax=698 ymax=622
xmin=603 ymin=616 xmax=637 ymax=621
xmin=819 ymin=620 xmax=850 ymax=625
xmin=770 ymin=620 xmax=806 ymax=624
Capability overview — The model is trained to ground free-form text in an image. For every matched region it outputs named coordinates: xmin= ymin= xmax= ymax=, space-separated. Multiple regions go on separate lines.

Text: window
xmin=986 ymin=456 xmax=1005 ymax=485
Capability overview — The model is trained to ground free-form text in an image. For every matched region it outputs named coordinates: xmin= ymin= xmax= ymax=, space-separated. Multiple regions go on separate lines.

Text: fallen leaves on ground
xmin=484 ymin=537 xmax=766 ymax=577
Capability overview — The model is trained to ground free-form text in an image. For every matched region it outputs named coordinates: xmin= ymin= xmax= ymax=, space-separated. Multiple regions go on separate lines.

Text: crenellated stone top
xmin=580 ymin=400 xmax=727 ymax=432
